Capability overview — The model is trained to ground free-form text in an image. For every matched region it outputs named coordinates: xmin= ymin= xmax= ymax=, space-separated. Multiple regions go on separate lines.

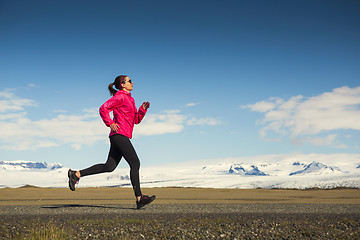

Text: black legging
xmin=79 ymin=134 xmax=142 ymax=197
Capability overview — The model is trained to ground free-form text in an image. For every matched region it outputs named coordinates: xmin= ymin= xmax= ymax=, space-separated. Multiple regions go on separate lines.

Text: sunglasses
xmin=120 ymin=76 xmax=132 ymax=84
xmin=121 ymin=79 xmax=132 ymax=84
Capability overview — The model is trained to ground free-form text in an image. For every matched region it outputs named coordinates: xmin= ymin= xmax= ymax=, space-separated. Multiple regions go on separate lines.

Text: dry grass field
xmin=0 ymin=186 xmax=359 ymax=205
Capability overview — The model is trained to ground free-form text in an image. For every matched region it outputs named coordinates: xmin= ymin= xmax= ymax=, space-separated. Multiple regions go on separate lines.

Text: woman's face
xmin=121 ymin=76 xmax=133 ymax=92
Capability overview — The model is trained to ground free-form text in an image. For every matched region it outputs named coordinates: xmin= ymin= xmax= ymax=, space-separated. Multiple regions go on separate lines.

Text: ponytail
xmin=108 ymin=83 xmax=117 ymax=96
xmin=108 ymin=75 xmax=128 ymax=96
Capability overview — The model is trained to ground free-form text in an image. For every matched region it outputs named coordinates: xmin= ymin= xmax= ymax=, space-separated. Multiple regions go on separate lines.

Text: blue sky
xmin=1 ymin=0 xmax=359 ymax=169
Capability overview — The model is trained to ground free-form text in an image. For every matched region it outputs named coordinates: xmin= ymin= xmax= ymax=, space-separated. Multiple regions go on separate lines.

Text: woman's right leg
xmin=68 ymin=142 xmax=122 ymax=191
xmin=79 ymin=142 xmax=122 ymax=177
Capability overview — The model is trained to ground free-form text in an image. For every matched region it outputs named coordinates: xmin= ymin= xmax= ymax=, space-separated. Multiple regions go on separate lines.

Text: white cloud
xmin=306 ymin=134 xmax=337 ymax=146
xmin=27 ymin=83 xmax=38 ymax=88
xmin=242 ymin=97 xmax=284 ymax=112
xmin=0 ymin=112 xmax=27 ymax=121
xmin=0 ymin=89 xmax=36 ymax=113
xmin=0 ymin=90 xmax=222 ymax=150
xmin=0 ymin=90 xmax=109 ymax=150
xmin=0 ymin=89 xmax=15 ymax=98
xmin=134 ymin=111 xmax=186 ymax=136
xmin=135 ymin=110 xmax=222 ymax=135
xmin=0 ymin=111 xmax=106 ymax=151
xmin=53 ymin=109 xmax=67 ymax=113
xmin=187 ymin=117 xmax=222 ymax=126
xmin=243 ymin=86 xmax=360 ymax=146
xmin=335 ymin=144 xmax=348 ymax=149
xmin=184 ymin=102 xmax=199 ymax=107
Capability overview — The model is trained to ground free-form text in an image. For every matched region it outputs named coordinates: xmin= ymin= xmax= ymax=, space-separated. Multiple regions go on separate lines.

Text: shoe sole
xmin=68 ymin=170 xmax=77 ymax=191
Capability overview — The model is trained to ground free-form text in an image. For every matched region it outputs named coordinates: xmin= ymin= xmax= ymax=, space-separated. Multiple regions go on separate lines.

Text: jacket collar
xmin=116 ymin=90 xmax=131 ymax=97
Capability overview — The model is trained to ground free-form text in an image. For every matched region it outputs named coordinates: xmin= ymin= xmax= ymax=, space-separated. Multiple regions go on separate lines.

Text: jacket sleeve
xmin=99 ymin=96 xmax=121 ymax=127
xmin=134 ymin=106 xmax=147 ymax=124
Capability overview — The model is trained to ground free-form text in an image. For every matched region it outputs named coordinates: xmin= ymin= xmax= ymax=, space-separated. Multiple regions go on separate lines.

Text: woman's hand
xmin=142 ymin=101 xmax=150 ymax=110
xmin=110 ymin=123 xmax=119 ymax=133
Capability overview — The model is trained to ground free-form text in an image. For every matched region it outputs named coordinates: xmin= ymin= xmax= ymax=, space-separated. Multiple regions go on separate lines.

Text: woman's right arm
xmin=99 ymin=96 xmax=121 ymax=127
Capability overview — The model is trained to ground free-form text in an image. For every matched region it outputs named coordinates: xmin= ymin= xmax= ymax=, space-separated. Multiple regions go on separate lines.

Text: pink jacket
xmin=99 ymin=90 xmax=147 ymax=138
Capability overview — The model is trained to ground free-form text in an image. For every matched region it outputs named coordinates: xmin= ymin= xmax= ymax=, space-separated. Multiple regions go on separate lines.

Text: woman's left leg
xmin=111 ymin=135 xmax=156 ymax=208
xmin=110 ymin=134 xmax=142 ymax=197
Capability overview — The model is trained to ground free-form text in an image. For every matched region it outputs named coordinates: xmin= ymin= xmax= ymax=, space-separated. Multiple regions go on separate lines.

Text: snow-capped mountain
xmin=0 ymin=160 xmax=63 ymax=171
xmin=228 ymin=164 xmax=268 ymax=176
xmin=289 ymin=161 xmax=342 ymax=176
xmin=0 ymin=154 xmax=359 ymax=189
xmin=202 ymin=163 xmax=267 ymax=176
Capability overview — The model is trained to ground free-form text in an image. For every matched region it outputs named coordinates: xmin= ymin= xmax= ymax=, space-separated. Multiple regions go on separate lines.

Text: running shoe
xmin=136 ymin=194 xmax=156 ymax=209
xmin=68 ymin=169 xmax=79 ymax=191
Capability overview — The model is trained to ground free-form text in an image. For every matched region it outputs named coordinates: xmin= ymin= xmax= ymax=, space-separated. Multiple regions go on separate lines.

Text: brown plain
xmin=0 ymin=187 xmax=359 ymax=205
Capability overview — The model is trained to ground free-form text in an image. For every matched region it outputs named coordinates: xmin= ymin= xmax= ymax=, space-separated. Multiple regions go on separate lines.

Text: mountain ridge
xmin=1 ymin=154 xmax=359 ymax=189
xmin=0 ymin=160 xmax=63 ymax=171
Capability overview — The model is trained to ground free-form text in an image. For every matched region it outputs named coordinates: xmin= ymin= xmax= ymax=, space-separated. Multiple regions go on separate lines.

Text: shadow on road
xmin=41 ymin=204 xmax=136 ymax=210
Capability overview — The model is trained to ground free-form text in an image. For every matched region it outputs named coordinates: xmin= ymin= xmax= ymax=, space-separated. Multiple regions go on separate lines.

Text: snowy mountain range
xmin=0 ymin=154 xmax=359 ymax=189
xmin=0 ymin=160 xmax=62 ymax=171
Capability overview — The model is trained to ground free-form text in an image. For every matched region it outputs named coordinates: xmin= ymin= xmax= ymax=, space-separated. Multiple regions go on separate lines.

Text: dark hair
xmin=108 ymin=75 xmax=128 ymax=96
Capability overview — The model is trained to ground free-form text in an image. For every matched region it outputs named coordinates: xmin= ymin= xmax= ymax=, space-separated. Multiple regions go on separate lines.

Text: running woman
xmin=68 ymin=75 xmax=156 ymax=209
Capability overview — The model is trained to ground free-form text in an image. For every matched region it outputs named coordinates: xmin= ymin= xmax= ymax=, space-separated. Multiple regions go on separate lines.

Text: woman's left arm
xmin=135 ymin=102 xmax=150 ymax=124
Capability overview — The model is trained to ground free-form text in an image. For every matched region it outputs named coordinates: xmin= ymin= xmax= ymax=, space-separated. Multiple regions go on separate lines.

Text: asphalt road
xmin=1 ymin=203 xmax=359 ymax=216
xmin=1 ymin=204 xmax=359 ymax=239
